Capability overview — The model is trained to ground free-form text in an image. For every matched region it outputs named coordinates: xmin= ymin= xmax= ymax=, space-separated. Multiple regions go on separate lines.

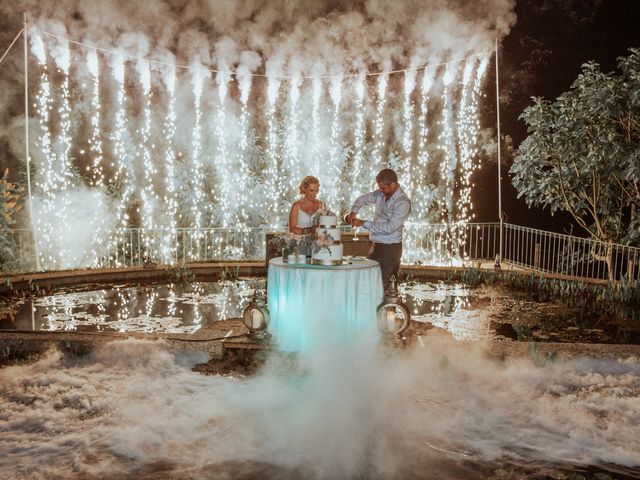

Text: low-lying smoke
xmin=1 ymin=337 xmax=638 ymax=479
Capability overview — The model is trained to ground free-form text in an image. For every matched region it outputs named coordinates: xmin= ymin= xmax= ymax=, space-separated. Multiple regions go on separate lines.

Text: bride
xmin=289 ymin=175 xmax=324 ymax=235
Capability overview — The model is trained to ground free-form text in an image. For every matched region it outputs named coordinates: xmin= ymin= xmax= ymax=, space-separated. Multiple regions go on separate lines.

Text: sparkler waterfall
xmin=159 ymin=66 xmax=178 ymax=263
xmin=350 ymin=73 xmax=367 ymax=190
xmin=189 ymin=64 xmax=206 ymax=258
xmin=136 ymin=59 xmax=157 ymax=258
xmin=264 ymin=69 xmax=283 ymax=227
xmin=372 ymin=72 xmax=389 ymax=172
xmin=214 ymin=66 xmax=231 ymax=230
xmin=27 ymin=34 xmax=491 ymax=270
xmin=52 ymin=40 xmax=74 ymax=266
xmin=87 ymin=48 xmax=107 ymax=266
xmin=30 ymin=35 xmax=117 ymax=269
xmin=326 ymin=75 xmax=343 ymax=208
xmin=31 ymin=33 xmax=56 ymax=268
xmin=285 ymin=74 xmax=303 ymax=203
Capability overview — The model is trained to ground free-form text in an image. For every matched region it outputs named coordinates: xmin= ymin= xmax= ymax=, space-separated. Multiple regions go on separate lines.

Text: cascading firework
xmin=27 ymin=34 xmax=492 ymax=269
xmin=159 ymin=66 xmax=178 ymax=263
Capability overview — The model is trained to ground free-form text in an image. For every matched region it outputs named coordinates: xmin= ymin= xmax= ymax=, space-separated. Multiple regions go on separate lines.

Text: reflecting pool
xmin=0 ymin=279 xmax=265 ymax=334
xmin=2 ymin=279 xmax=639 ymax=344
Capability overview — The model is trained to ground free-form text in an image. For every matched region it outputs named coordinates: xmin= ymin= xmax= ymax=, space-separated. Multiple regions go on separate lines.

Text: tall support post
xmin=23 ymin=12 xmax=40 ymax=271
xmin=495 ymin=36 xmax=503 ymax=268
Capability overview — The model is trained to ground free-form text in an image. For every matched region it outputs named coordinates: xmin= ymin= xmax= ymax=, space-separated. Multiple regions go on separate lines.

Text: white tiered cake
xmin=312 ymin=215 xmax=343 ymax=265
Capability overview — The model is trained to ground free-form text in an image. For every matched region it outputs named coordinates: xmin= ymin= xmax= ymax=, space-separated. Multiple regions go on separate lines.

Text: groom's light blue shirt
xmin=350 ymin=186 xmax=411 ymax=244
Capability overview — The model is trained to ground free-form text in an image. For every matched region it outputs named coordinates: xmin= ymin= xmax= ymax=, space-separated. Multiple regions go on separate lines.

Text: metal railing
xmin=97 ymin=227 xmax=274 ymax=268
xmin=2 ymin=227 xmax=274 ymax=271
xmin=3 ymin=223 xmax=639 ymax=283
xmin=402 ymin=222 xmax=500 ymax=265
xmin=503 ymin=224 xmax=640 ymax=282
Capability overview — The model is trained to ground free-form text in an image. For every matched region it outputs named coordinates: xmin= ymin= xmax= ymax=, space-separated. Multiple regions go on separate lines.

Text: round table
xmin=267 ymin=257 xmax=384 ymax=352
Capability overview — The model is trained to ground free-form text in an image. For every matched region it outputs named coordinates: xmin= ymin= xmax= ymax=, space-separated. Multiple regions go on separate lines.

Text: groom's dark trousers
xmin=368 ymin=242 xmax=402 ymax=292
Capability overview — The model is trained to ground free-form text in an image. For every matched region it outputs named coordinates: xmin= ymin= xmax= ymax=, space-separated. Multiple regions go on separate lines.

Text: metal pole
xmin=24 ymin=12 xmax=40 ymax=271
xmin=495 ymin=36 xmax=503 ymax=267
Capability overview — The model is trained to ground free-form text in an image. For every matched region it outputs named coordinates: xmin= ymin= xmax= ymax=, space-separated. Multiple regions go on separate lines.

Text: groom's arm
xmin=350 ymin=191 xmax=377 ymax=214
xmin=364 ymin=198 xmax=411 ymax=234
xmin=348 ymin=191 xmax=377 ymax=225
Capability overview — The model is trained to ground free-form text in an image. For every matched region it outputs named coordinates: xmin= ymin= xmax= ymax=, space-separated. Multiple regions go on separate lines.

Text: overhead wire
xmin=37 ymin=28 xmax=489 ymax=80
xmin=0 ymin=27 xmax=24 ymax=65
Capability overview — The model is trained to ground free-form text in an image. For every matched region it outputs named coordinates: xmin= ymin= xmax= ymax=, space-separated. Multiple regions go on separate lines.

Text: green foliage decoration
xmin=165 ymin=264 xmax=195 ymax=285
xmin=0 ymin=169 xmax=23 ymax=271
xmin=461 ymin=266 xmax=640 ymax=323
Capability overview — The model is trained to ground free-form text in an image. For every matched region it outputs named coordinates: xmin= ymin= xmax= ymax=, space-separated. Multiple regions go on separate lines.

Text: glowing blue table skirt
xmin=267 ymin=258 xmax=384 ymax=353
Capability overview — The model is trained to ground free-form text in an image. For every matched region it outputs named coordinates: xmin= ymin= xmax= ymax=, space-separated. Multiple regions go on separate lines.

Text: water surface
xmin=2 ymin=279 xmax=639 ymax=344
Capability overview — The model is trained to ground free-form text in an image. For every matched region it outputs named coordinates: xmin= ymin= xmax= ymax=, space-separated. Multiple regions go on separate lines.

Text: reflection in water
xmin=2 ymin=280 xmax=490 ymax=340
xmin=1 ymin=280 xmax=264 ymax=334
xmin=116 ymin=288 xmax=131 ymax=333
xmin=4 ymin=279 xmax=633 ymax=343
xmin=400 ymin=282 xmax=484 ymax=340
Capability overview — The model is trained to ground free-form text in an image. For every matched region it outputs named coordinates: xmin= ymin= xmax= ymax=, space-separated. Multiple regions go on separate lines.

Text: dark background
xmin=473 ymin=0 xmax=640 ymax=235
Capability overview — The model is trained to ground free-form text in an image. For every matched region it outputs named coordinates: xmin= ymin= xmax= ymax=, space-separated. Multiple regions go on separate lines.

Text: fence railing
xmin=4 ymin=223 xmax=639 ymax=283
xmin=102 ymin=227 xmax=273 ymax=267
xmin=503 ymin=224 xmax=640 ymax=282
xmin=402 ymin=222 xmax=500 ymax=265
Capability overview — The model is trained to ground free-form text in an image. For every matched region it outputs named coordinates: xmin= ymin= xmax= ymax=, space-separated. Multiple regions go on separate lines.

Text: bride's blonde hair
xmin=299 ymin=175 xmax=320 ymax=195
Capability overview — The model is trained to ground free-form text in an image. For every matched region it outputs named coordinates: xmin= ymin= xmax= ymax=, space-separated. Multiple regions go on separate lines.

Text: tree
xmin=512 ymin=49 xmax=640 ymax=247
xmin=0 ymin=168 xmax=23 ymax=271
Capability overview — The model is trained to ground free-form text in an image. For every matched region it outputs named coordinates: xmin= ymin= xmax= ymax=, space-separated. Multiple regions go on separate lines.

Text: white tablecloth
xmin=267 ymin=258 xmax=384 ymax=352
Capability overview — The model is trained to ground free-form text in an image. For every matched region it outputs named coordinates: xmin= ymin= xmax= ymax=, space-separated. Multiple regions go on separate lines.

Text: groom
xmin=347 ymin=168 xmax=412 ymax=291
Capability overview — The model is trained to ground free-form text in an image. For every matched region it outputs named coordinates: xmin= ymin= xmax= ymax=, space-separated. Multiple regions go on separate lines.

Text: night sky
xmin=474 ymin=0 xmax=640 ymax=234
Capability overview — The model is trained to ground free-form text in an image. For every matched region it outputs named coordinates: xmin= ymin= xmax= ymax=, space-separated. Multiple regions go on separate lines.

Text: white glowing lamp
xmin=376 ymin=276 xmax=411 ymax=337
xmin=242 ymin=290 xmax=270 ymax=334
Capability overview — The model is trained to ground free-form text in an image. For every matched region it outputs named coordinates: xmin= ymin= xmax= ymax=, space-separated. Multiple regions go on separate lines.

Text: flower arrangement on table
xmin=271 ymin=232 xmax=301 ymax=250
xmin=271 ymin=232 xmax=313 ymax=254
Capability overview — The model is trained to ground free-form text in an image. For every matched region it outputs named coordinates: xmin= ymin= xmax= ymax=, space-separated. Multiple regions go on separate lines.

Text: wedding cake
xmin=311 ymin=215 xmax=343 ymax=265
